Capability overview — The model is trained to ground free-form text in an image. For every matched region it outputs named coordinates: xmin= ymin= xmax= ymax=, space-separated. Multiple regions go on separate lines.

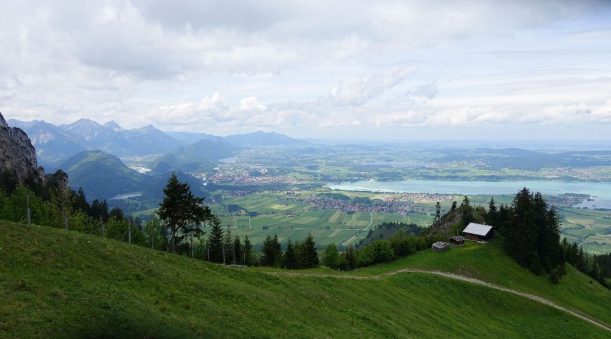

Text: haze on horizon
xmin=1 ymin=0 xmax=611 ymax=141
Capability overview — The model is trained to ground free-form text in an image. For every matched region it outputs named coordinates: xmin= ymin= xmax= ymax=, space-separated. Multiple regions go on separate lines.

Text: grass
xmin=1 ymin=220 xmax=610 ymax=338
xmin=354 ymin=239 xmax=611 ymax=325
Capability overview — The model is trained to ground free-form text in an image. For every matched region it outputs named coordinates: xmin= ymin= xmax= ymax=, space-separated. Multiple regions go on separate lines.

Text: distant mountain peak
xmin=104 ymin=120 xmax=123 ymax=131
xmin=64 ymin=118 xmax=104 ymax=129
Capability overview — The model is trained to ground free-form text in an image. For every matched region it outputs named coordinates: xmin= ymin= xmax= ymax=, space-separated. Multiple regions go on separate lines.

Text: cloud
xmin=329 ymin=67 xmax=414 ymax=106
xmin=1 ymin=1 xmax=610 ymax=139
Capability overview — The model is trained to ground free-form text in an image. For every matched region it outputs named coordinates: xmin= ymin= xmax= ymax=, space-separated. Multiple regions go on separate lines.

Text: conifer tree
xmin=434 ymin=202 xmax=441 ymax=224
xmin=460 ymin=196 xmax=474 ymax=227
xmin=223 ymin=228 xmax=234 ymax=264
xmin=283 ymin=239 xmax=298 ymax=269
xmin=207 ymin=217 xmax=224 ymax=263
xmin=299 ymin=233 xmax=319 ymax=268
xmin=158 ymin=173 xmax=213 ymax=253
xmin=486 ymin=197 xmax=497 ymax=226
xmin=343 ymin=245 xmax=357 ymax=270
xmin=234 ymin=235 xmax=243 ymax=265
xmin=262 ymin=234 xmax=281 ymax=267
xmin=243 ymin=235 xmax=253 ymax=266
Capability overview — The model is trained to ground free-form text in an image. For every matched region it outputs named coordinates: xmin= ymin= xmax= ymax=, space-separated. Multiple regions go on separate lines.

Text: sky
xmin=1 ymin=0 xmax=611 ymax=141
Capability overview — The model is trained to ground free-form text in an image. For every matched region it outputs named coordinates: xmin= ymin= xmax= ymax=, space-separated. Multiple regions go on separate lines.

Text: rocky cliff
xmin=0 ymin=112 xmax=47 ymax=186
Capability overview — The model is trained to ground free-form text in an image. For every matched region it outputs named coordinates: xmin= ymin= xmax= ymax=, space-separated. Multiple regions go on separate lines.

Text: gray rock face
xmin=0 ymin=112 xmax=7 ymax=128
xmin=0 ymin=112 xmax=46 ymax=185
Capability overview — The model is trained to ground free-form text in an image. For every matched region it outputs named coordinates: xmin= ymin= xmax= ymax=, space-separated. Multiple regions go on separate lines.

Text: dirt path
xmin=266 ymin=268 xmax=611 ymax=332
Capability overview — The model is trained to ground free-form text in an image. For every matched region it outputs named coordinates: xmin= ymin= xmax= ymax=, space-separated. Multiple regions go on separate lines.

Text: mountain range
xmin=8 ymin=117 xmax=307 ymax=169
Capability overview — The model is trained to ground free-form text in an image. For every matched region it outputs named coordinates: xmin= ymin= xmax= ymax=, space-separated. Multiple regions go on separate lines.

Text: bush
xmin=549 ymin=263 xmax=566 ymax=284
xmin=322 ymin=244 xmax=340 ymax=269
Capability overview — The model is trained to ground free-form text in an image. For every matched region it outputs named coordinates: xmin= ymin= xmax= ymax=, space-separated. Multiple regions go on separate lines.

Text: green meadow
xmin=1 ymin=221 xmax=609 ymax=337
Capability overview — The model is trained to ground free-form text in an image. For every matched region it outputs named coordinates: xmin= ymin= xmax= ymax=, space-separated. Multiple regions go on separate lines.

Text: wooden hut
xmin=462 ymin=223 xmax=494 ymax=241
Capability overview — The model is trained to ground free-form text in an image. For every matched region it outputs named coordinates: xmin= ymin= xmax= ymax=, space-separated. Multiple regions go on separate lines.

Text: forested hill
xmin=1 ymin=221 xmax=609 ymax=337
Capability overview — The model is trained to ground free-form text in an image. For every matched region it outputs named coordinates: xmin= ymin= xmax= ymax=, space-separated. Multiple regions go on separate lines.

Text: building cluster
xmin=210 ymin=165 xmax=312 ymax=186
xmin=307 ymin=196 xmax=414 ymax=215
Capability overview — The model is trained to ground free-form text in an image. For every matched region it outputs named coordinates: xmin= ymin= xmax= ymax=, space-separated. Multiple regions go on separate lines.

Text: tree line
xmin=3 ymin=169 xmax=609 ymax=286
xmin=0 ymin=171 xmax=145 ymax=245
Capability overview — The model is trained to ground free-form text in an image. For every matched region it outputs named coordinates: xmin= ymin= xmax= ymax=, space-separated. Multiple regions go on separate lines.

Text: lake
xmin=328 ymin=179 xmax=611 ymax=209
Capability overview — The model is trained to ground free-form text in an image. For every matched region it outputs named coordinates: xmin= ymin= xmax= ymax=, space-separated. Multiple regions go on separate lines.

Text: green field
xmin=1 ymin=221 xmax=609 ymax=337
xmin=213 ymin=191 xmax=419 ymax=247
xmin=205 ymin=190 xmax=611 ymax=253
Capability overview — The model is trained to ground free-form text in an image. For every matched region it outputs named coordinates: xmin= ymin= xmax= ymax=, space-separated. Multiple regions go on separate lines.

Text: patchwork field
xmin=206 ymin=190 xmax=611 ymax=253
xmin=213 ymin=191 xmax=416 ymax=247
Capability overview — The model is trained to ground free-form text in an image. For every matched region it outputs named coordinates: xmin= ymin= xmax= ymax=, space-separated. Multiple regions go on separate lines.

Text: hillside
xmin=1 ymin=221 xmax=609 ymax=338
xmin=59 ymin=151 xmax=208 ymax=202
xmin=151 ymin=139 xmax=235 ymax=173
xmin=60 ymin=151 xmax=141 ymax=200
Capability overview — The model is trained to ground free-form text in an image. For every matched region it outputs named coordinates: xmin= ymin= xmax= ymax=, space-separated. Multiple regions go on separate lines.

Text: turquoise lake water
xmin=328 ymin=179 xmax=611 ymax=208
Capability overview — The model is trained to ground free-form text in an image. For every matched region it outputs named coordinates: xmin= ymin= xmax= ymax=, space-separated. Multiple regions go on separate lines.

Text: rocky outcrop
xmin=0 ymin=112 xmax=46 ymax=186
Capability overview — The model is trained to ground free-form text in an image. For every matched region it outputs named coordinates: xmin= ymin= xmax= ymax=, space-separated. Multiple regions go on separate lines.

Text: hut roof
xmin=463 ymin=223 xmax=493 ymax=236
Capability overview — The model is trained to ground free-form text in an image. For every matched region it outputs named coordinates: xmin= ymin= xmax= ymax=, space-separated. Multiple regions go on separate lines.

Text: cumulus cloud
xmin=329 ymin=67 xmax=414 ymax=106
xmin=0 ymin=0 xmax=610 ymax=139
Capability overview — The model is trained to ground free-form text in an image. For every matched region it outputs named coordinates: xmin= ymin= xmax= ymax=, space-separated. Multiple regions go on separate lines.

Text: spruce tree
xmin=460 ymin=196 xmax=474 ymax=227
xmin=223 ymin=228 xmax=234 ymax=264
xmin=243 ymin=235 xmax=253 ymax=266
xmin=343 ymin=245 xmax=357 ymax=270
xmin=262 ymin=235 xmax=280 ymax=267
xmin=434 ymin=202 xmax=441 ymax=224
xmin=158 ymin=173 xmax=213 ymax=253
xmin=207 ymin=218 xmax=224 ymax=263
xmin=486 ymin=197 xmax=497 ymax=226
xmin=299 ymin=233 xmax=319 ymax=268
xmin=283 ymin=239 xmax=298 ymax=269
xmin=234 ymin=235 xmax=243 ymax=265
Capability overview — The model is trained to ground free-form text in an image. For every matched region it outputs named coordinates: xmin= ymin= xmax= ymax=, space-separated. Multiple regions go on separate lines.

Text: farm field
xmin=212 ymin=191 xmax=418 ymax=247
xmin=203 ymin=189 xmax=611 ymax=253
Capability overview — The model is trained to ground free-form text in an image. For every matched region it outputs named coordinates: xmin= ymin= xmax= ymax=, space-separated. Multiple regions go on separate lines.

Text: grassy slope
xmin=355 ymin=240 xmax=611 ymax=325
xmin=1 ymin=221 xmax=609 ymax=338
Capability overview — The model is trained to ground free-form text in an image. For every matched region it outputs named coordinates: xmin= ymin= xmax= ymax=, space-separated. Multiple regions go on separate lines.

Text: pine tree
xmin=158 ymin=173 xmax=214 ymax=253
xmin=223 ymin=228 xmax=234 ymax=264
xmin=262 ymin=234 xmax=281 ymax=267
xmin=234 ymin=235 xmax=243 ymax=265
xmin=243 ymin=235 xmax=253 ymax=266
xmin=207 ymin=218 xmax=224 ymax=263
xmin=282 ymin=239 xmax=298 ymax=269
xmin=508 ymin=188 xmax=537 ymax=268
xmin=434 ymin=202 xmax=441 ymax=224
xmin=299 ymin=233 xmax=319 ymax=268
xmin=73 ymin=187 xmax=89 ymax=214
xmin=486 ymin=197 xmax=497 ymax=226
xmin=344 ymin=245 xmax=357 ymax=270
xmin=460 ymin=196 xmax=474 ymax=227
